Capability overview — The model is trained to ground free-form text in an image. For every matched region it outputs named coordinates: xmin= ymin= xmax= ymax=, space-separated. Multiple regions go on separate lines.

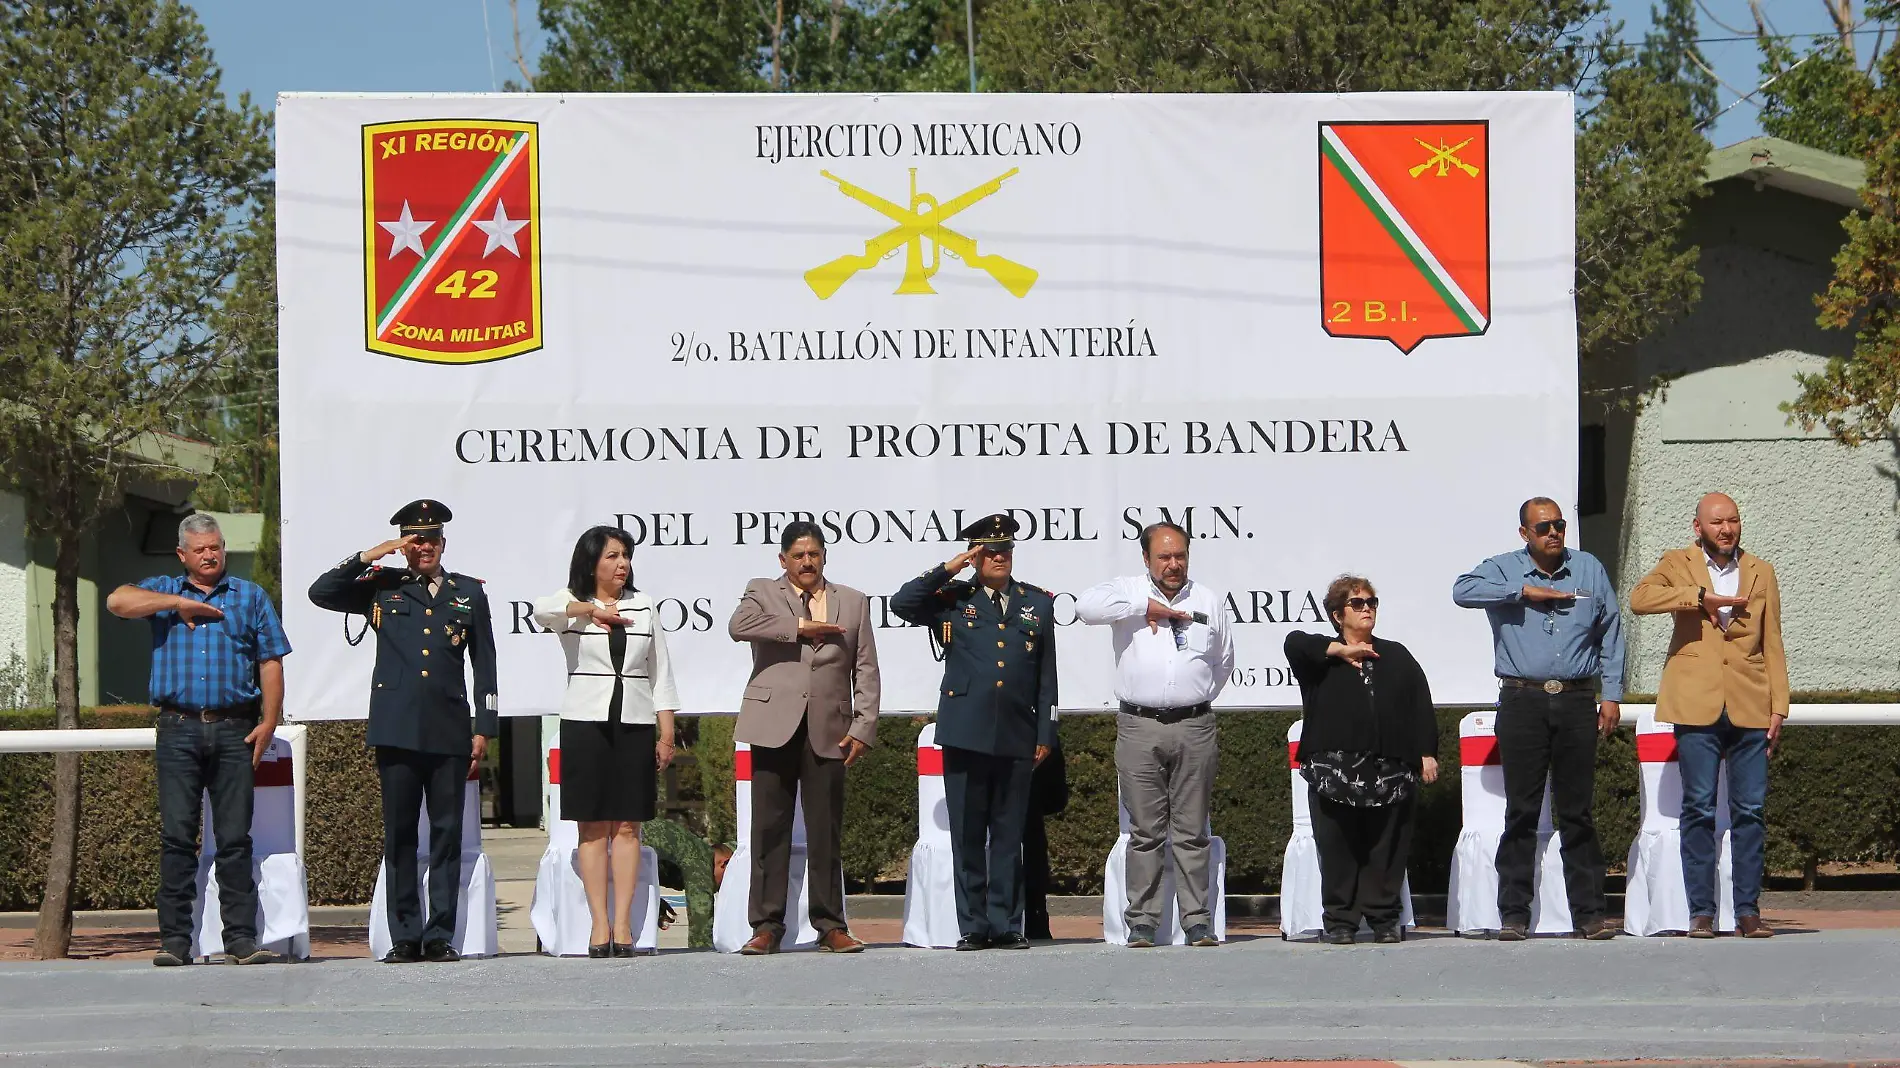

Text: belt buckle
xmin=1542 ymin=679 xmax=1564 ymax=695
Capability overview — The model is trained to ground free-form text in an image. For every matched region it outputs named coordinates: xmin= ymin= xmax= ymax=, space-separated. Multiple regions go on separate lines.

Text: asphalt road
xmin=3 ymin=929 xmax=1896 ymax=1067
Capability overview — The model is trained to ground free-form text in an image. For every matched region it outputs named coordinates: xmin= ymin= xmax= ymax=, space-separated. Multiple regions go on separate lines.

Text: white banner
xmin=275 ymin=91 xmax=1576 ymax=718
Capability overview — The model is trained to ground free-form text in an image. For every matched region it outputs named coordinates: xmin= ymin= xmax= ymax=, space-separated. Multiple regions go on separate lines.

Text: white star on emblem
xmin=377 ymin=200 xmax=434 ymax=260
xmin=472 ymin=199 xmax=529 ymax=258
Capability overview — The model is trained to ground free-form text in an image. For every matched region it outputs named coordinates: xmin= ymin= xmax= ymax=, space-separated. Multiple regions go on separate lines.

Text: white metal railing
xmin=0 ymin=725 xmax=310 ymax=857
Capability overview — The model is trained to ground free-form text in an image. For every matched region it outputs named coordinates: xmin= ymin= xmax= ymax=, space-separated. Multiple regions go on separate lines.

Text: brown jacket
xmin=1629 ymin=545 xmax=1789 ymax=728
xmin=728 ymin=576 xmax=880 ymax=755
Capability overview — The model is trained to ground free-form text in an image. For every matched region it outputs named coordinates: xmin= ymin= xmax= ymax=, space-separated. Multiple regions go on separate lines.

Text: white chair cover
xmin=1277 ymin=720 xmax=1414 ymax=939
xmin=1445 ymin=710 xmax=1573 ymax=935
xmin=1622 ymin=708 xmax=1736 ymax=935
xmin=712 ymin=741 xmax=836 ymax=952
xmin=903 ymin=723 xmax=962 ymax=947
xmin=1102 ymin=751 xmax=1228 ymax=946
xmin=369 ymin=763 xmax=499 ymax=959
xmin=191 ymin=733 xmax=310 ymax=960
xmin=528 ymin=744 xmax=662 ymax=954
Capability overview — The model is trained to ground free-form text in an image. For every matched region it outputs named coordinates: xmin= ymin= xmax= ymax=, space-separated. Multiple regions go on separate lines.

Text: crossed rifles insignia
xmin=1410 ymin=137 xmax=1481 ymax=179
xmin=805 ymin=168 xmax=1038 ymax=299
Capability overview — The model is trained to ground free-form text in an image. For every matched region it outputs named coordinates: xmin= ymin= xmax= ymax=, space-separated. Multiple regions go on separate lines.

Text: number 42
xmin=434 ymin=269 xmax=498 ymax=299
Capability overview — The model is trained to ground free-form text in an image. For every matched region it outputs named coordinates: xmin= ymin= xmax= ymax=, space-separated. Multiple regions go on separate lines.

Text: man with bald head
xmin=1632 ymin=492 xmax=1788 ymax=938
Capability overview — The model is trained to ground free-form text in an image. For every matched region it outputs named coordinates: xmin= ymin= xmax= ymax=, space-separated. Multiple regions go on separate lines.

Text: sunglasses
xmin=1346 ymin=596 xmax=1379 ymax=611
xmin=1530 ymin=519 xmax=1567 ymax=536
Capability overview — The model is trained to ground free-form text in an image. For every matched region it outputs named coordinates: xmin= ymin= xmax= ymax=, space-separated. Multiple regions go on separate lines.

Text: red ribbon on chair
xmin=917 ymin=745 xmax=943 ymax=776
xmin=1287 ymin=742 xmax=1301 ymax=770
xmin=735 ymin=748 xmax=752 ymax=782
xmin=253 ymin=758 xmax=293 ymax=789
xmin=1460 ymin=735 xmax=1501 ymax=767
xmin=547 ymin=748 xmax=561 ymax=785
xmin=1636 ymin=733 xmax=1678 ymax=763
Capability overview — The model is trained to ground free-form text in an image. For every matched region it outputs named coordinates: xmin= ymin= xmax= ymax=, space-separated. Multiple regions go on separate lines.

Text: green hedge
xmin=5 ymin=699 xmax=1898 ymax=907
xmin=694 ymin=705 xmax=1900 ymax=894
xmin=0 ymin=709 xmax=386 ymax=909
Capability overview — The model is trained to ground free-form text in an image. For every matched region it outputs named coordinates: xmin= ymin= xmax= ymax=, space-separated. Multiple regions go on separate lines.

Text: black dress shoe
xmin=587 ymin=943 xmax=611 ymax=959
xmin=422 ymin=939 xmax=461 ymax=963
xmin=1322 ymin=928 xmax=1356 ymax=945
xmin=383 ymin=940 xmax=422 ymax=964
xmin=991 ymin=932 xmax=1030 ymax=949
xmin=1371 ymin=925 xmax=1403 ymax=944
xmin=954 ymin=934 xmax=989 ymax=951
xmin=611 ymin=941 xmax=636 ymax=958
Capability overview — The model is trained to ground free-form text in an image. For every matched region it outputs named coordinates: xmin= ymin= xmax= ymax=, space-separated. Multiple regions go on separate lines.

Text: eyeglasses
xmin=1346 ymin=596 xmax=1379 ymax=611
xmin=1531 ymin=519 xmax=1567 ymax=536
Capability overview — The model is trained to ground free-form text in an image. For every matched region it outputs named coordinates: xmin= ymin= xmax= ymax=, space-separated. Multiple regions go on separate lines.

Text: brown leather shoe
xmin=1578 ymin=918 xmax=1619 ymax=940
xmin=1738 ymin=915 xmax=1775 ymax=938
xmin=1687 ymin=915 xmax=1716 ymax=938
xmin=739 ymin=928 xmax=780 ymax=955
xmin=818 ymin=928 xmax=866 ymax=953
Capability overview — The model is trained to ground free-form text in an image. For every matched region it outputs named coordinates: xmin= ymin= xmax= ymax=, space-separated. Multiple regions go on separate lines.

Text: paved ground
xmin=3 ymin=927 xmax=1898 ymax=1066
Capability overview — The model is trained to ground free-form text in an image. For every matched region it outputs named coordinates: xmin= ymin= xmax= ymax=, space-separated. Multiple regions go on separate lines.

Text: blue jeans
xmin=1675 ymin=712 xmax=1769 ymax=918
xmin=155 ymin=713 xmax=258 ymax=948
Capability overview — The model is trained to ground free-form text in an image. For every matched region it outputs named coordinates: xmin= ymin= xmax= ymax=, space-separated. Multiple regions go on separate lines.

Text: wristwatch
xmin=1697 ymin=587 xmax=1706 ymax=609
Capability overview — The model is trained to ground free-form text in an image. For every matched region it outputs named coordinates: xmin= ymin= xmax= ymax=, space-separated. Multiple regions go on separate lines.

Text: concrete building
xmin=1581 ymin=136 xmax=1899 ymax=695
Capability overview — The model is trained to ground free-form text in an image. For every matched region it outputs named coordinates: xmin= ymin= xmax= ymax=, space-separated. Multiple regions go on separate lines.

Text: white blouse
xmin=532 ymin=589 xmax=680 ymax=723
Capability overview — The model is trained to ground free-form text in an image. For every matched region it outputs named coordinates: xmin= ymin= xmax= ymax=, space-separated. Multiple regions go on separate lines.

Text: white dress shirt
xmin=532 ymin=589 xmax=681 ymax=722
xmin=1074 ymin=575 xmax=1233 ymax=709
xmin=1703 ymin=549 xmax=1740 ymax=630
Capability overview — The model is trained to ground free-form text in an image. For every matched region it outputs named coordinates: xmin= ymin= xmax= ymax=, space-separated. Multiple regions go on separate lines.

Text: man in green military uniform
xmin=308 ymin=499 xmax=498 ymax=963
xmin=892 ymin=514 xmax=1058 ymax=950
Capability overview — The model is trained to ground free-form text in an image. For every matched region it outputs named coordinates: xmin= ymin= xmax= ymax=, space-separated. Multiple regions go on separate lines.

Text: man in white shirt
xmin=1075 ymin=522 xmax=1234 ymax=947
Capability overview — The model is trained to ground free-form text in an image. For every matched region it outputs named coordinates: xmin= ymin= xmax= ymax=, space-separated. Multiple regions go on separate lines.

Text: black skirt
xmin=560 ymin=717 xmax=656 ymax=823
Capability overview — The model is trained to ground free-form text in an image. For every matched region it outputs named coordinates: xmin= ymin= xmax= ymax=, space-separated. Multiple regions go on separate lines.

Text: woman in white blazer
xmin=533 ymin=526 xmax=679 ymax=957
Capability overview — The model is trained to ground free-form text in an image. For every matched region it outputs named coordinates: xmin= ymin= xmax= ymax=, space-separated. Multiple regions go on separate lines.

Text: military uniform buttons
xmin=995 ymin=680 xmax=1004 ymax=687
xmin=997 ymin=660 xmax=1005 ymax=668
xmin=425 ymin=609 xmax=433 ymax=616
xmin=422 ymin=648 xmax=430 ymax=657
xmin=997 ymin=641 xmax=1005 ymax=648
xmin=421 ymin=670 xmax=429 ymax=677
xmin=422 ymin=628 xmax=430 ymax=635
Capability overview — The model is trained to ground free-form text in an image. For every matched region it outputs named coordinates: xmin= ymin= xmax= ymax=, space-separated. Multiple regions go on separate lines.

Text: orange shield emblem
xmin=362 ymin=119 xmax=542 ymax=364
xmin=1318 ymin=121 xmax=1489 ymax=353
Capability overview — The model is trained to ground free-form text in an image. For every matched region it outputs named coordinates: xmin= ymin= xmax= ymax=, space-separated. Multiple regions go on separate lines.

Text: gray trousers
xmin=1116 ymin=710 xmax=1219 ymax=930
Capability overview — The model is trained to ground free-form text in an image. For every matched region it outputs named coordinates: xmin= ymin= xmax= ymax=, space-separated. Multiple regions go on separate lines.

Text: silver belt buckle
xmin=1542 ymin=679 xmax=1564 ymax=695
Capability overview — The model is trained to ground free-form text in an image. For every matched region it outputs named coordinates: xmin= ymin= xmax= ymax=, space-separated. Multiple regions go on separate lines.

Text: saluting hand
xmin=797 ymin=619 xmax=846 ymax=641
xmin=588 ymin=604 xmax=635 ymax=628
xmin=1145 ymin=598 xmax=1191 ymax=634
xmin=174 ymin=597 xmax=225 ymax=630
xmin=361 ymin=534 xmax=417 ymax=563
xmin=1521 ymin=585 xmax=1575 ymax=604
xmin=1326 ymin=641 xmax=1379 ymax=664
xmin=945 ymin=547 xmax=983 ymax=574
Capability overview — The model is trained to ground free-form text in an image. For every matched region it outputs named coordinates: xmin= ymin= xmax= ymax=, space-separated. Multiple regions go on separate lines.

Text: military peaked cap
xmin=390 ymin=499 xmax=452 ymax=535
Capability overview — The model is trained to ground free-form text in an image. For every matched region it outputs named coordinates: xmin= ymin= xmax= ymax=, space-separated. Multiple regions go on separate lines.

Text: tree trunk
xmin=1803 ymin=855 xmax=1819 ymax=892
xmin=771 ymin=0 xmax=784 ymax=90
xmin=33 ymin=532 xmax=84 ymax=959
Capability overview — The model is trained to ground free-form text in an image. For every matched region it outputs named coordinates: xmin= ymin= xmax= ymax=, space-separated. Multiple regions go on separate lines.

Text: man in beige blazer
xmin=728 ymin=521 xmax=880 ymax=953
xmin=1630 ymin=492 xmax=1787 ymax=938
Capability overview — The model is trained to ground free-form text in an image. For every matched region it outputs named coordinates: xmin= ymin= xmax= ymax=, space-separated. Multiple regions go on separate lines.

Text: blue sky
xmin=194 ymin=0 xmax=1862 ymax=146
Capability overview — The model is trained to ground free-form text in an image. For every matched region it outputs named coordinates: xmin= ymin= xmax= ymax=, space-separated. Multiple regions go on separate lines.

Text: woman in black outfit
xmin=1286 ymin=575 xmax=1439 ymax=944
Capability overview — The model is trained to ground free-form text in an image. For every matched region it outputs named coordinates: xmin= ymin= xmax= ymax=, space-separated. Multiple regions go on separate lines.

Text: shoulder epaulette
xmin=354 ymin=566 xmax=386 ymax=583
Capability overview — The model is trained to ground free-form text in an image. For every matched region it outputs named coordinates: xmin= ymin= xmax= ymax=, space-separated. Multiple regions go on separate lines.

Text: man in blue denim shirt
xmin=1453 ymin=497 xmax=1624 ymax=940
xmin=107 ymin=513 xmax=291 ymax=966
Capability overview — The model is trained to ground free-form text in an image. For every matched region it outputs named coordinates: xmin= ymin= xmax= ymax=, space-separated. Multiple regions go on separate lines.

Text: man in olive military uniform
xmin=308 ymin=500 xmax=498 ymax=963
xmin=892 ymin=514 xmax=1058 ymax=950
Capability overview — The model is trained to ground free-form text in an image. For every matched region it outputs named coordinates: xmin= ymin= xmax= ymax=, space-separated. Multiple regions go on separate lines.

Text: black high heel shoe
xmin=611 ymin=940 xmax=635 ymax=958
xmin=587 ymin=942 xmax=611 ymax=958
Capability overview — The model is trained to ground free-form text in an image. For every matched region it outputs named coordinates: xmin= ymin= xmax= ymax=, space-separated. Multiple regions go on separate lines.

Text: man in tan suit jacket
xmin=727 ymin=521 xmax=879 ymax=953
xmin=1630 ymin=492 xmax=1787 ymax=938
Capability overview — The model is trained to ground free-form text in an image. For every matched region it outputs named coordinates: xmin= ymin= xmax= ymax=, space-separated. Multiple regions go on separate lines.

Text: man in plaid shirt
xmin=107 ymin=513 xmax=292 ymax=966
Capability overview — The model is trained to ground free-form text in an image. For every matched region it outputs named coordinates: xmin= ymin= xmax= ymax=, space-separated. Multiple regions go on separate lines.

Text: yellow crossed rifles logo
xmin=805 ymin=168 xmax=1038 ymax=299
xmin=1409 ymin=137 xmax=1481 ymax=179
